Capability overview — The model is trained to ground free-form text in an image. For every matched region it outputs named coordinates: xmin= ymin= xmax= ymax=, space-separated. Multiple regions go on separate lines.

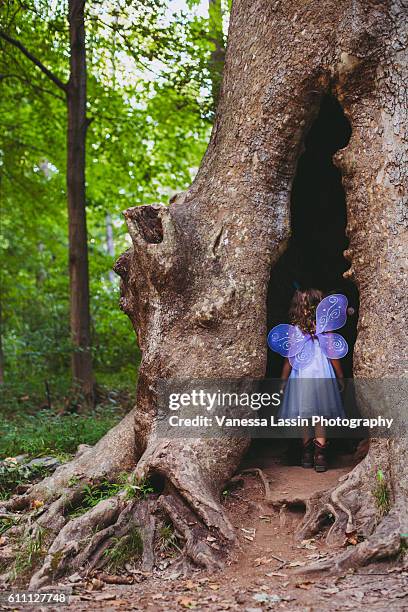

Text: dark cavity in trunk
xmin=267 ymin=93 xmax=358 ymax=379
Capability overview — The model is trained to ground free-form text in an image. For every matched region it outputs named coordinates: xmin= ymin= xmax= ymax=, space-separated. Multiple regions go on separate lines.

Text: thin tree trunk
xmin=67 ymin=0 xmax=94 ymax=403
xmin=0 ymin=302 xmax=4 ymax=385
xmin=105 ymin=213 xmax=115 ymax=283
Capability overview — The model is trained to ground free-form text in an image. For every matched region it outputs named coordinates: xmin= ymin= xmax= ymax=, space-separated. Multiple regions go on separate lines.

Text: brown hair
xmin=289 ymin=288 xmax=324 ymax=335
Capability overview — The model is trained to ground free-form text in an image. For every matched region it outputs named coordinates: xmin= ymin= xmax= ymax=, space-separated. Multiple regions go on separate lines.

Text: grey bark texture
xmin=2 ymin=0 xmax=407 ymax=586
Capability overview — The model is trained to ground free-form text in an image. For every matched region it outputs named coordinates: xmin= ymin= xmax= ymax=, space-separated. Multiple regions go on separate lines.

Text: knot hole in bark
xmin=126 ymin=205 xmax=164 ymax=244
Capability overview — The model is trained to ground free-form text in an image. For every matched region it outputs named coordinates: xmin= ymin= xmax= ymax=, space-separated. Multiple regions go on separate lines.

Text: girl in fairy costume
xmin=268 ymin=289 xmax=348 ymax=472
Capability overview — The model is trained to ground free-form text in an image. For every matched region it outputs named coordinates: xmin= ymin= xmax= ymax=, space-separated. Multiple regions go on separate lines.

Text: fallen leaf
xmin=88 ymin=578 xmax=104 ymax=591
xmin=177 ymin=596 xmax=197 ymax=608
xmin=299 ymin=538 xmax=317 ymax=550
xmin=208 ymin=583 xmax=220 ymax=591
xmin=344 ymin=530 xmax=359 ymax=546
xmin=265 ymin=571 xmax=288 ymax=578
xmin=99 ymin=573 xmax=133 ymax=585
xmin=296 ymin=581 xmax=312 ymax=590
xmin=68 ymin=572 xmax=82 ymax=583
xmin=184 ymin=579 xmax=196 ymax=590
xmin=31 ymin=499 xmax=44 ymax=509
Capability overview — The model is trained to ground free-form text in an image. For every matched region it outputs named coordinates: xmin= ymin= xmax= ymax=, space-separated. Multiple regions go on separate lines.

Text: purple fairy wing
xmin=318 ymin=332 xmax=349 ymax=359
xmin=315 ymin=294 xmax=348 ymax=334
xmin=289 ymin=337 xmax=315 ymax=369
xmin=267 ymin=324 xmax=308 ymax=357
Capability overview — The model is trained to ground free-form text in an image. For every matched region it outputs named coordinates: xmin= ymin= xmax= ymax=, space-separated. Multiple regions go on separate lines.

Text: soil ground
xmin=1 ymin=441 xmax=407 ymax=611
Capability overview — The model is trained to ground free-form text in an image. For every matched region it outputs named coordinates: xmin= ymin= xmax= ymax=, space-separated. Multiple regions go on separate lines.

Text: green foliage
xmin=68 ymin=475 xmax=154 ymax=517
xmin=0 ymin=516 xmax=18 ymax=535
xmin=157 ymin=522 xmax=181 ymax=555
xmin=0 ymin=459 xmax=52 ymax=500
xmin=123 ymin=474 xmax=154 ymax=500
xmin=373 ymin=469 xmax=391 ymax=516
xmin=0 ymin=405 xmax=121 ymax=459
xmin=69 ymin=481 xmax=124 ymax=517
xmin=0 ymin=0 xmax=220 ymax=403
xmin=9 ymin=528 xmax=46 ymax=580
xmin=103 ymin=528 xmax=143 ymax=571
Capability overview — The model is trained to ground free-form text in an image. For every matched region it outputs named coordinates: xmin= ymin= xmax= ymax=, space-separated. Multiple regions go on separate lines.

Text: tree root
xmin=1 ymin=431 xmax=238 ymax=587
xmin=24 ymin=479 xmax=225 ymax=588
xmin=29 ymin=495 xmax=158 ymax=589
xmin=158 ymin=489 xmax=224 ymax=571
xmin=297 ymin=507 xmax=403 ymax=575
xmin=238 ymin=468 xmax=272 ymax=501
xmin=297 ymin=444 xmax=379 ymax=546
xmin=135 ymin=437 xmax=244 ymax=543
xmin=296 ymin=440 xmax=408 ymax=573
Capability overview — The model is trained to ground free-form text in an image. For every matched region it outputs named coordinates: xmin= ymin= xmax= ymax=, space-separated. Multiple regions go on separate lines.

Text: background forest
xmin=0 ymin=0 xmax=228 ymax=463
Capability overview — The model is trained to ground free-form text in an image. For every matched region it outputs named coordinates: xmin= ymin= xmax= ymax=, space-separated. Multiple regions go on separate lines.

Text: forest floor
xmin=1 ymin=441 xmax=407 ymax=611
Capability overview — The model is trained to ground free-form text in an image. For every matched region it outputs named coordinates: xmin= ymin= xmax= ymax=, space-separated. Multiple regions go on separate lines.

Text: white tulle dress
xmin=278 ymin=337 xmax=345 ymax=419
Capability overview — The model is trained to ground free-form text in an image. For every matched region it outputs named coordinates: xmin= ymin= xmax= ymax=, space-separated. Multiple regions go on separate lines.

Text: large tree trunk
xmin=67 ymin=0 xmax=94 ymax=403
xmin=2 ymin=0 xmax=407 ymax=587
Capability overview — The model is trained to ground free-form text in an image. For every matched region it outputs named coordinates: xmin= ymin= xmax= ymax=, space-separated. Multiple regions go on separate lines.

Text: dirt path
xmin=2 ymin=446 xmax=407 ymax=611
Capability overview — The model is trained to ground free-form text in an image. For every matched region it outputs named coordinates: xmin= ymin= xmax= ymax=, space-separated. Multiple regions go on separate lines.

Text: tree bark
xmin=2 ymin=0 xmax=407 ymax=587
xmin=67 ymin=0 xmax=94 ymax=403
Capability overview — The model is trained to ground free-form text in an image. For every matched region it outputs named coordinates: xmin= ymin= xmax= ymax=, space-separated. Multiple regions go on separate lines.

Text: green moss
xmin=50 ymin=549 xmax=64 ymax=573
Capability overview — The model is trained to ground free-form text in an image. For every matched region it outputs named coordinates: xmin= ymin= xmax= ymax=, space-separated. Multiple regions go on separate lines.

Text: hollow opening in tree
xmin=267 ymin=93 xmax=358 ymax=377
xmin=245 ymin=94 xmax=364 ymax=474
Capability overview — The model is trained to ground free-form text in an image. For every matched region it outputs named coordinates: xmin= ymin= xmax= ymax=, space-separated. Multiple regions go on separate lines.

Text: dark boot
xmin=301 ymin=439 xmax=314 ymax=468
xmin=314 ymin=440 xmax=329 ymax=472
